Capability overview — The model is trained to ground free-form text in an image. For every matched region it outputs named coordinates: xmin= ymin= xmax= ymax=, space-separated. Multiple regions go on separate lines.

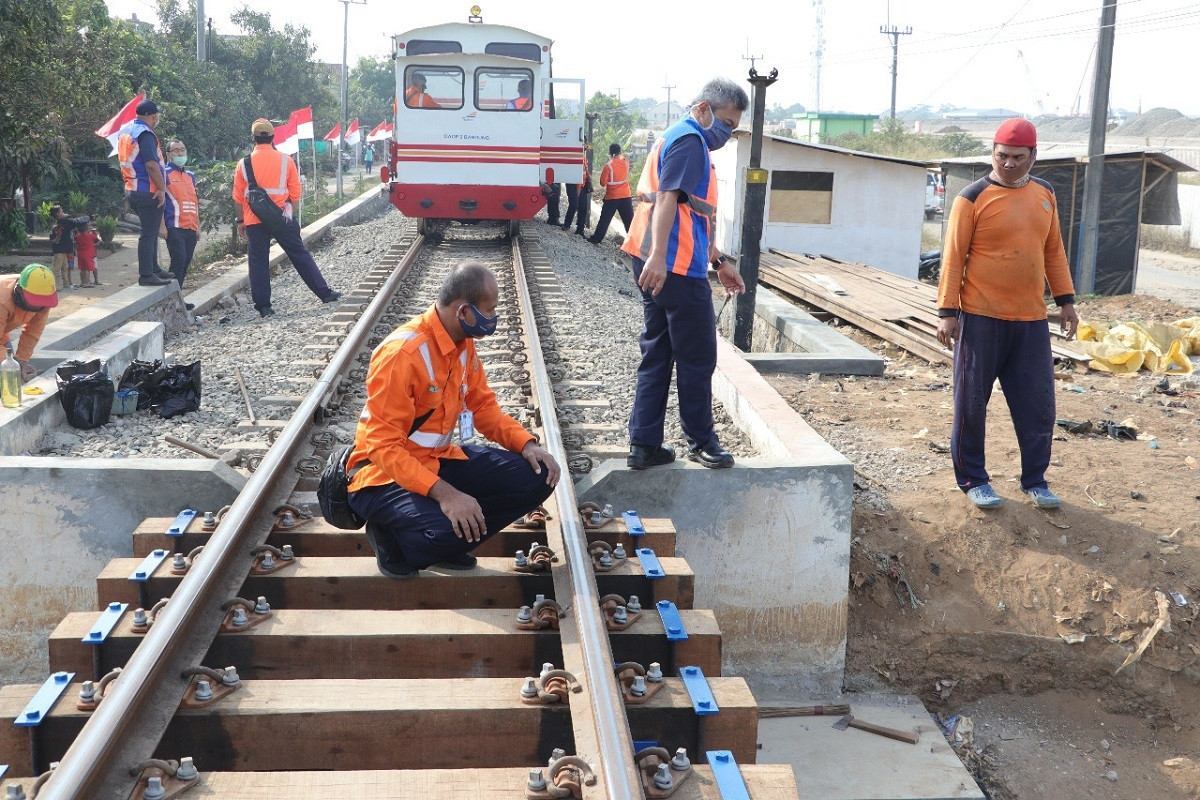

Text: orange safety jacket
xmin=347 ymin=306 xmax=535 ymax=496
xmin=405 ymin=85 xmax=440 ymax=109
xmin=163 ymin=163 xmax=199 ymax=231
xmin=600 ymin=155 xmax=631 ymax=200
xmin=509 ymin=96 xmax=533 ymax=111
xmin=620 ymin=119 xmax=718 ymax=279
xmin=231 ymin=144 xmax=302 ymax=227
xmin=117 ymin=119 xmax=165 ymax=193
xmin=0 ymin=275 xmax=49 ymax=362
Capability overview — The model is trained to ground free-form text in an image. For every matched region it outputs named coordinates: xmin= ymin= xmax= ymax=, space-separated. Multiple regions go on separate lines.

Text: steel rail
xmin=39 ymin=235 xmax=428 ymax=800
xmin=509 ymin=235 xmax=642 ymax=800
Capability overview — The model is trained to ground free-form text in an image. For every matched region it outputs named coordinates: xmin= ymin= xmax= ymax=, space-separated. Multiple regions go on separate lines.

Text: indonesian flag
xmin=322 ymin=122 xmax=340 ymax=142
xmin=366 ymin=121 xmax=389 ymax=142
xmin=344 ymin=118 xmax=361 ymax=146
xmin=289 ymin=106 xmax=314 ymax=140
xmin=95 ymin=93 xmax=143 ymax=157
xmin=274 ymin=119 xmax=300 ymax=155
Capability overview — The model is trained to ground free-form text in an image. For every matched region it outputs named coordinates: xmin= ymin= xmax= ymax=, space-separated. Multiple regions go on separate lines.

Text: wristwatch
xmin=711 ymin=254 xmax=728 ymax=270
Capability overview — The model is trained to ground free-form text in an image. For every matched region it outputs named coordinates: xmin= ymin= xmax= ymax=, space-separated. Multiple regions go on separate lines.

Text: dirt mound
xmin=1115 ymin=107 xmax=1189 ymax=137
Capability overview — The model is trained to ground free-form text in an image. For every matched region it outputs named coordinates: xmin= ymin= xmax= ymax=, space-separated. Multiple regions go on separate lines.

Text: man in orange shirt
xmin=232 ymin=119 xmax=341 ymax=318
xmin=936 ymin=118 xmax=1078 ymax=510
xmin=346 ymin=261 xmax=560 ymax=578
xmin=588 ymin=143 xmax=634 ymax=245
xmin=404 ymin=73 xmax=441 ymax=109
xmin=0 ymin=264 xmax=58 ymax=380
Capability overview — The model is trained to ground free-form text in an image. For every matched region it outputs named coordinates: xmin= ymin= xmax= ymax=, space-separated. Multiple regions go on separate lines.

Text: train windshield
xmin=403 ymin=66 xmax=464 ymax=110
xmin=476 ymin=68 xmax=535 ymax=112
xmin=484 ymin=42 xmax=542 ymax=62
xmin=405 ymin=39 xmax=462 ymax=55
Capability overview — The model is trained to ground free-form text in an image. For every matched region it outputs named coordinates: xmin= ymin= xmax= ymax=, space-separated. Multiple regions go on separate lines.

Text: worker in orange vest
xmin=232 ymin=119 xmax=341 ymax=318
xmin=587 ymin=143 xmax=634 ymax=245
xmin=116 ymin=99 xmax=173 ymax=286
xmin=160 ymin=138 xmax=199 ymax=298
xmin=561 ymin=153 xmax=591 ymax=237
xmin=506 ymin=79 xmax=533 ymax=111
xmin=404 ymin=72 xmax=441 ymax=109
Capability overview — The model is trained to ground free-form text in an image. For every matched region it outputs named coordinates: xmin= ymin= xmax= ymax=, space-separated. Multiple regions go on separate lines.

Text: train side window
xmin=405 ymin=39 xmax=462 ymax=55
xmin=475 ymin=67 xmax=535 ymax=112
xmin=403 ymin=66 xmax=463 ymax=110
xmin=484 ymin=42 xmax=541 ymax=62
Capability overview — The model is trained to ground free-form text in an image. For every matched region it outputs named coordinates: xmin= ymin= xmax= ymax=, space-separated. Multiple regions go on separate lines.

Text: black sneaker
xmin=322 ymin=291 xmax=342 ymax=304
xmin=434 ymin=552 xmax=478 ymax=570
xmin=365 ymin=523 xmax=418 ymax=579
xmin=138 ymin=275 xmax=170 ymax=286
xmin=258 ymin=306 xmax=276 ymax=318
xmin=184 ymin=302 xmax=195 ymax=311
xmin=687 ymin=440 xmax=734 ymax=469
xmin=627 ymin=444 xmax=675 ymax=470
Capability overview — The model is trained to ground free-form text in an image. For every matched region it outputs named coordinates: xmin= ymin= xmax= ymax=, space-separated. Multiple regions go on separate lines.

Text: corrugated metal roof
xmin=935 ymin=150 xmax=1194 ymax=172
xmin=736 ymin=130 xmax=929 ymax=169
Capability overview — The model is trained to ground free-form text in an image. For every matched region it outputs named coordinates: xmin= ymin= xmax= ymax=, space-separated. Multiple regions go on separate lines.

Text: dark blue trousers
xmin=628 ymin=256 xmax=717 ymax=451
xmin=245 ymin=220 xmax=333 ymax=312
xmin=951 ymin=311 xmax=1055 ymax=493
xmin=347 ymin=444 xmax=554 ymax=570
xmin=127 ymin=191 xmax=162 ymax=278
xmin=166 ymin=227 xmax=197 ymax=286
xmin=589 ymin=197 xmax=633 ymax=243
xmin=562 ymin=184 xmax=587 ymax=234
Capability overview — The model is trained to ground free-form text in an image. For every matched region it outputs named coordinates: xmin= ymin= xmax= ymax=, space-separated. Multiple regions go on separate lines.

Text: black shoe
xmin=560 ymin=224 xmax=570 ymax=231
xmin=154 ymin=270 xmax=175 ymax=281
xmin=184 ymin=302 xmax=195 ymax=311
xmin=434 ymin=552 xmax=477 ymax=570
xmin=322 ymin=291 xmax=342 ymax=304
xmin=546 ymin=219 xmax=560 ymax=226
xmin=258 ymin=306 xmax=276 ymax=318
xmin=365 ymin=523 xmax=418 ymax=579
xmin=627 ymin=444 xmax=675 ymax=470
xmin=138 ymin=275 xmax=170 ymax=286
xmin=687 ymin=440 xmax=734 ymax=469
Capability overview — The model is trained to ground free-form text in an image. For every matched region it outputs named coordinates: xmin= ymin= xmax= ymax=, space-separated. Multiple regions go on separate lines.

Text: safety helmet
xmin=994 ymin=118 xmax=1037 ymax=148
xmin=17 ymin=263 xmax=59 ymax=308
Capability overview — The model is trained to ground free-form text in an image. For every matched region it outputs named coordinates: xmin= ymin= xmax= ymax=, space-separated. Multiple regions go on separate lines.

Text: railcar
xmin=381 ymin=8 xmax=586 ymax=237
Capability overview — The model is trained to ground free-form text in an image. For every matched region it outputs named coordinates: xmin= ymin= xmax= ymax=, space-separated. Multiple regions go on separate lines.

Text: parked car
xmin=925 ymin=172 xmax=945 ymax=220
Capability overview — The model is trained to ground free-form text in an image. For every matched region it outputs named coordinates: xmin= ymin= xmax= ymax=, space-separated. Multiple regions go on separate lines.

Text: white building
xmin=646 ymin=101 xmax=686 ymax=128
xmin=710 ymin=131 xmax=928 ymax=279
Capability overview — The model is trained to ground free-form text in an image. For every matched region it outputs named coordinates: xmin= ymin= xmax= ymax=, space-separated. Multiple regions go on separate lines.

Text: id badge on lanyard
xmin=458 ymin=410 xmax=475 ymax=440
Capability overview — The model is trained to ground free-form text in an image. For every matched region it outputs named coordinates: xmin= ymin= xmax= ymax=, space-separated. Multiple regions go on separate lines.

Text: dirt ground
xmin=764 ymin=259 xmax=1200 ymax=798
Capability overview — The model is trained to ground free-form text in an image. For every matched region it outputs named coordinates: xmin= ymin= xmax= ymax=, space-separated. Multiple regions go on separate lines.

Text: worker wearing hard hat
xmin=0 ymin=264 xmax=59 ymax=381
xmin=936 ymin=117 xmax=1078 ymax=511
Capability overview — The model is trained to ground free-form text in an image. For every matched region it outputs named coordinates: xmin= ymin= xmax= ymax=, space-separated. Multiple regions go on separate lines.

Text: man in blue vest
xmin=117 ymin=100 xmax=173 ymax=286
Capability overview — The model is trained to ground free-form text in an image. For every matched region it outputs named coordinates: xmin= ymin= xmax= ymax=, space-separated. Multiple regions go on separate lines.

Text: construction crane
xmin=1015 ymin=48 xmax=1047 ymax=116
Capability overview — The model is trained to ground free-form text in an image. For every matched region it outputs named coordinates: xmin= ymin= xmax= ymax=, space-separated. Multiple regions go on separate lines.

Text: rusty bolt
xmin=654 ymin=764 xmax=673 ymax=790
xmin=590 ymin=511 xmax=603 ymax=526
xmin=527 ymin=768 xmax=547 ymax=791
xmin=521 ymin=678 xmax=539 ymax=698
xmin=647 ymin=662 xmax=663 ymax=683
xmin=254 ymin=597 xmax=270 ymax=615
xmin=517 ymin=605 xmax=533 ymax=623
xmin=79 ymin=681 xmax=96 ymax=703
xmin=630 ymin=676 xmax=647 ymax=697
xmin=194 ymin=680 xmax=214 ymax=702
xmin=598 ymin=552 xmax=613 ymax=568
xmin=671 ymin=748 xmax=690 ymax=770
xmin=230 ymin=607 xmax=249 ymax=627
xmin=627 ymin=595 xmax=642 ymax=613
xmin=176 ymin=756 xmax=198 ymax=781
xmin=613 ymin=606 xmax=628 ymax=625
xmin=259 ymin=551 xmax=276 ymax=570
xmin=280 ymin=545 xmax=294 ymax=561
xmin=279 ymin=510 xmax=296 ymax=528
xmin=143 ymin=776 xmax=166 ymax=800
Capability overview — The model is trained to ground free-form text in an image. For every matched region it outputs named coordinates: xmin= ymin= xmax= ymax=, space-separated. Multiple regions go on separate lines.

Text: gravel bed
xmin=35 ymin=206 xmax=753 ymax=471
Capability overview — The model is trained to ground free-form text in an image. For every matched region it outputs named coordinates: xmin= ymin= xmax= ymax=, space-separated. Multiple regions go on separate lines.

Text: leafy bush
xmin=0 ymin=207 xmax=29 ymax=250
xmin=66 ymin=189 xmax=89 ymax=214
xmin=74 ymin=172 xmax=124 ymax=218
xmin=94 ymin=215 xmax=119 ymax=245
xmin=35 ymin=201 xmax=54 ymax=234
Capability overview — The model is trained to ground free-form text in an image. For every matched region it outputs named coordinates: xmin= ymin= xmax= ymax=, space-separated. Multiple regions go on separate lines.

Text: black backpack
xmin=242 ymin=155 xmax=288 ymax=233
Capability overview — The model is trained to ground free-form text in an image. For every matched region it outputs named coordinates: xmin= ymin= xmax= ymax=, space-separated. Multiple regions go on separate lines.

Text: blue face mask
xmin=700 ymin=108 xmax=733 ymax=151
xmin=459 ymin=301 xmax=498 ymax=337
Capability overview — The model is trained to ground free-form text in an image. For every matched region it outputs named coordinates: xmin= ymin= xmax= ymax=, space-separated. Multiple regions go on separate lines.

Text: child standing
xmin=75 ymin=223 xmax=100 ymax=288
xmin=49 ymin=205 xmax=93 ymax=291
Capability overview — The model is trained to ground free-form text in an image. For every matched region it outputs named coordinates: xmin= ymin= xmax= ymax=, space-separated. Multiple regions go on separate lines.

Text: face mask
xmin=172 ymin=155 xmax=188 ymax=166
xmin=700 ymin=108 xmax=733 ymax=151
xmin=459 ymin=301 xmax=498 ymax=337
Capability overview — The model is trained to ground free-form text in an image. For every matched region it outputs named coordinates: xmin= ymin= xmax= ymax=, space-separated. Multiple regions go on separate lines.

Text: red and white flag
xmin=274 ymin=119 xmax=300 ymax=155
xmin=289 ymin=106 xmax=314 ymax=140
xmin=344 ymin=118 xmax=361 ymax=146
xmin=95 ymin=93 xmax=143 ymax=156
xmin=366 ymin=121 xmax=390 ymax=142
xmin=322 ymin=122 xmax=341 ymax=142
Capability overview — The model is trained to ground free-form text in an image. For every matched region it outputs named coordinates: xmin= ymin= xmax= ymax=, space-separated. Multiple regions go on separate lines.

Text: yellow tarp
xmin=1076 ymin=318 xmax=1197 ymax=375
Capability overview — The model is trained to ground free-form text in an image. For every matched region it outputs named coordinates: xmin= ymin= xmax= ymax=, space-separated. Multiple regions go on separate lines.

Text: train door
xmin=541 ymin=78 xmax=585 ymax=185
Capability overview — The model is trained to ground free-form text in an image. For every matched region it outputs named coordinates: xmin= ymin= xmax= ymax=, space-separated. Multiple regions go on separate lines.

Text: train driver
xmin=506 ymin=79 xmax=533 ymax=111
xmin=405 ymin=73 xmax=441 ymax=109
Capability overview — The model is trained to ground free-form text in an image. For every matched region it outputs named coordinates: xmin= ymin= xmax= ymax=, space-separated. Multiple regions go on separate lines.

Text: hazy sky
xmin=104 ymin=0 xmax=1200 ymax=117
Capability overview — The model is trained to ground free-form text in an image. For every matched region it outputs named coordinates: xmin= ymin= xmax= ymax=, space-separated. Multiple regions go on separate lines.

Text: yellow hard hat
xmin=17 ymin=263 xmax=59 ymax=308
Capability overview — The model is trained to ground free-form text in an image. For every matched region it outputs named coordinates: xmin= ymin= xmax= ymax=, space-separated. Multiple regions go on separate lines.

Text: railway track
xmin=0 ymin=223 xmax=799 ymax=800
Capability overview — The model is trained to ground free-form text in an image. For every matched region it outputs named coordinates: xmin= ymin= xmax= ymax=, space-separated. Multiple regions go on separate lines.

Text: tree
xmin=349 ymin=56 xmax=394 ymax=131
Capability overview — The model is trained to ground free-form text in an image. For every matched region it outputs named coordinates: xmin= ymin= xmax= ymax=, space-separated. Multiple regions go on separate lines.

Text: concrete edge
xmin=38 ymin=282 xmax=183 ymax=352
xmin=741 ymin=353 xmax=885 ymax=375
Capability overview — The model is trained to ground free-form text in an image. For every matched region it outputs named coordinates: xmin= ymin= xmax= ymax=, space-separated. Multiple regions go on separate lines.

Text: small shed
xmin=939 ymin=151 xmax=1193 ymax=296
xmin=711 ymin=130 xmax=929 ymax=279
xmin=792 ymin=112 xmax=877 ymax=143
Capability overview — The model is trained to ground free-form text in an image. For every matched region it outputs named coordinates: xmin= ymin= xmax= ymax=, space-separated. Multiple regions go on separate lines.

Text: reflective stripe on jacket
xmin=163 ymin=163 xmax=199 ymax=231
xmin=231 ymin=144 xmax=300 ymax=226
xmin=346 ymin=305 xmax=535 ymax=495
xmin=600 ymin=155 xmax=631 ymax=199
xmin=620 ymin=118 xmax=717 ymax=278
xmin=117 ymin=120 xmax=164 ymax=193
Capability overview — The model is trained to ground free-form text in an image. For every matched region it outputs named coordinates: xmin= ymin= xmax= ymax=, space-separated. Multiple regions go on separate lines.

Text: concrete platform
xmin=577 ymin=337 xmax=852 ymax=696
xmin=757 ymin=695 xmax=984 ymax=800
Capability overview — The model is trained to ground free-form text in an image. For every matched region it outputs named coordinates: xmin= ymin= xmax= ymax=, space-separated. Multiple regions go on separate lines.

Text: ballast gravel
xmin=36 ymin=206 xmax=751 ymax=471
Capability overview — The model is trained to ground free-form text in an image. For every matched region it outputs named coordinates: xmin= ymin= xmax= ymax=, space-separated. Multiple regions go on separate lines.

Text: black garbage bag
xmin=56 ymin=359 xmax=114 ymax=430
xmin=118 ymin=359 xmax=163 ymax=410
xmin=146 ymin=361 xmax=202 ymax=419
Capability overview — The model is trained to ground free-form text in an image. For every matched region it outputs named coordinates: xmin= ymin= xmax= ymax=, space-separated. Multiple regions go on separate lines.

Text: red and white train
xmin=380 ymin=9 xmax=586 ymax=237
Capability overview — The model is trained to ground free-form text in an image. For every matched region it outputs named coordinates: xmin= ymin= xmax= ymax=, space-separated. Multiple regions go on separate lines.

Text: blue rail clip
xmin=82 ymin=602 xmax=128 ymax=645
xmin=656 ymin=600 xmax=688 ymax=641
xmin=0 ymin=764 xmax=8 ymax=781
xmin=622 ymin=510 xmax=646 ymax=541
xmin=680 ymin=666 xmax=719 ymax=715
xmin=706 ymin=751 xmax=750 ymax=800
xmin=637 ymin=548 xmax=665 ymax=578
xmin=632 ymin=740 xmax=658 ymax=753
xmin=14 ymin=672 xmax=75 ymax=727
xmin=166 ymin=509 xmax=198 ymax=537
xmin=128 ymin=549 xmax=170 ymax=583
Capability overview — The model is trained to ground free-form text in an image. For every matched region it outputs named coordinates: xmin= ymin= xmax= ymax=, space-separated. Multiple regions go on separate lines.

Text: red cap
xmin=994 ymin=118 xmax=1036 ymax=148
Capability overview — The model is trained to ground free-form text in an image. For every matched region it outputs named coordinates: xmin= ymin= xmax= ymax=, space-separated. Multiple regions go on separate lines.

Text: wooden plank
xmin=48 ymin=609 xmax=723 ymax=681
xmin=95 ymin=557 xmax=695 ymax=612
xmin=130 ymin=516 xmax=678 ymax=559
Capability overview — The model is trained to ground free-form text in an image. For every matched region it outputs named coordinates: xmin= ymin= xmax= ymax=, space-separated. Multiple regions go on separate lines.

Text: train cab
xmin=384 ymin=12 xmax=586 ymax=234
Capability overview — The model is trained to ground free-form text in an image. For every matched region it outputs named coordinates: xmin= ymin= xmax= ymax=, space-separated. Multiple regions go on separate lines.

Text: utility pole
xmin=196 ymin=0 xmax=206 ymax=62
xmin=337 ymin=0 xmax=367 ymax=204
xmin=879 ymin=24 xmax=912 ymax=120
xmin=742 ymin=42 xmax=763 ymax=72
xmin=663 ymin=82 xmax=675 ymax=125
xmin=1076 ymin=0 xmax=1117 ymax=296
xmin=615 ymin=87 xmax=623 ymax=104
xmin=733 ymin=67 xmax=779 ymax=353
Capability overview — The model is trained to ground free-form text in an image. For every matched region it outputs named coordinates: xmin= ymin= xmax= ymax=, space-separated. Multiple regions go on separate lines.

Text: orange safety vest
xmin=509 ymin=96 xmax=532 ymax=111
xmin=405 ymin=85 xmax=440 ymax=108
xmin=600 ymin=155 xmax=631 ymax=200
xmin=621 ymin=119 xmax=717 ymax=279
xmin=232 ymin=144 xmax=301 ymax=226
xmin=163 ymin=163 xmax=199 ymax=231
xmin=117 ymin=119 xmax=164 ymax=193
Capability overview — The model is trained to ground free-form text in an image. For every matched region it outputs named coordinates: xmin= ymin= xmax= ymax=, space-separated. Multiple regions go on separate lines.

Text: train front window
xmin=475 ymin=68 xmax=535 ymax=112
xmin=484 ymin=42 xmax=541 ymax=62
xmin=405 ymin=39 xmax=462 ymax=55
xmin=403 ymin=66 xmax=463 ymax=110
